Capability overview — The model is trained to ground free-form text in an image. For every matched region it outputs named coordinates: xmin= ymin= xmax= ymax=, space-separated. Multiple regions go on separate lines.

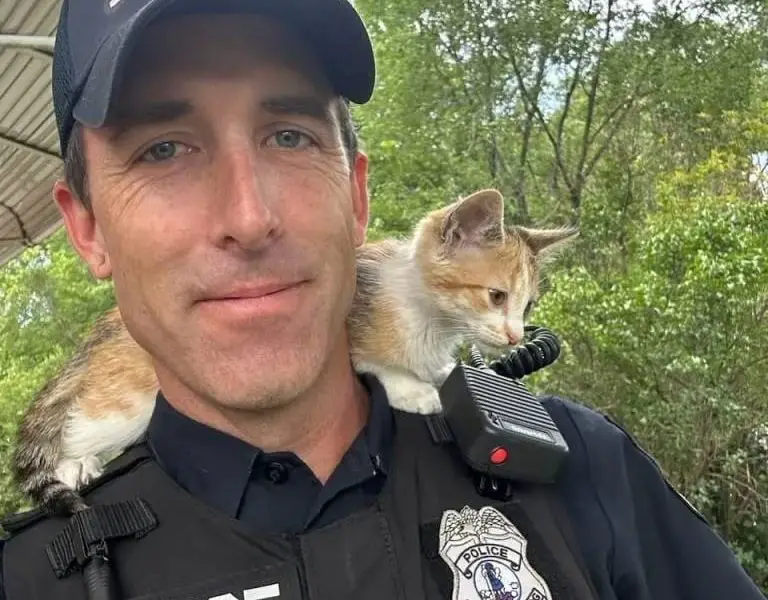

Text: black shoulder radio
xmin=427 ymin=325 xmax=570 ymax=499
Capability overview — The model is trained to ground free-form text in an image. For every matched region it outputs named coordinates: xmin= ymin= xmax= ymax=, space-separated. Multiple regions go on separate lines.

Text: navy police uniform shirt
xmin=145 ymin=375 xmax=393 ymax=535
xmin=543 ymin=396 xmax=766 ymax=599
xmin=0 ymin=374 xmax=765 ymax=599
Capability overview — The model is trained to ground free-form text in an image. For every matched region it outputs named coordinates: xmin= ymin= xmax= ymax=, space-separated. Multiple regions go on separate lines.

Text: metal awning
xmin=0 ymin=0 xmax=62 ymax=268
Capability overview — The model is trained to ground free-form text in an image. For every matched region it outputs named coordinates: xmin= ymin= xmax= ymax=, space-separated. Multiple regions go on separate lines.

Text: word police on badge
xmin=439 ymin=506 xmax=552 ymax=600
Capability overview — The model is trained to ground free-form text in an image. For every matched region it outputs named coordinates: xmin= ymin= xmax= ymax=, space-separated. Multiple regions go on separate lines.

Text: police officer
xmin=0 ymin=1 xmax=765 ymax=599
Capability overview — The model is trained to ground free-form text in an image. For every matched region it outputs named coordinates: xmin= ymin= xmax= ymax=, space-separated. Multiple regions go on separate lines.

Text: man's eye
xmin=268 ymin=130 xmax=313 ymax=150
xmin=140 ymin=141 xmax=188 ymax=163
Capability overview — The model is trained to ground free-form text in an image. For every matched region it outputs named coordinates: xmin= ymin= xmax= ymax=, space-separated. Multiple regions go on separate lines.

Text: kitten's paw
xmin=78 ymin=455 xmax=104 ymax=486
xmin=355 ymin=363 xmax=443 ymax=414
xmin=432 ymin=363 xmax=457 ymax=387
xmin=55 ymin=456 xmax=104 ymax=490
xmin=386 ymin=380 xmax=443 ymax=414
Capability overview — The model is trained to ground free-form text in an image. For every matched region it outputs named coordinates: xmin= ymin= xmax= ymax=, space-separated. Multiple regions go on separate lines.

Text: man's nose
xmin=215 ymin=147 xmax=281 ymax=251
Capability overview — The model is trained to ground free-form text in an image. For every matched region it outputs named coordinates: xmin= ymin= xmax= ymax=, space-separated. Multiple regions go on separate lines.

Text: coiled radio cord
xmin=469 ymin=325 xmax=562 ymax=378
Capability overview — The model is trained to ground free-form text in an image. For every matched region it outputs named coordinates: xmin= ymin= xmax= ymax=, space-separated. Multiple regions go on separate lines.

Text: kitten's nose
xmin=505 ymin=323 xmax=523 ymax=346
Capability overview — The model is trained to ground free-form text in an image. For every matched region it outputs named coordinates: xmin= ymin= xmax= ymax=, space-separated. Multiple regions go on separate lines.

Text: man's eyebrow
xmin=260 ymin=95 xmax=335 ymax=126
xmin=106 ymin=99 xmax=194 ymax=143
xmin=103 ymin=96 xmax=334 ymax=144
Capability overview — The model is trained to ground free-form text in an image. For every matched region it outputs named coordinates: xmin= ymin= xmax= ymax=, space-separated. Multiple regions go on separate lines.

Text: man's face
xmin=55 ymin=14 xmax=369 ymax=412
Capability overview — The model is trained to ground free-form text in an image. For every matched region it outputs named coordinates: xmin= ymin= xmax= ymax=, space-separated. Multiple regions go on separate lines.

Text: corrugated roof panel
xmin=0 ymin=0 xmax=62 ymax=267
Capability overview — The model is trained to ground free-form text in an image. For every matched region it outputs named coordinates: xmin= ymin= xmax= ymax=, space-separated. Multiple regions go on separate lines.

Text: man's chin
xmin=205 ymin=378 xmax=314 ymax=413
xmin=192 ymin=350 xmax=323 ymax=410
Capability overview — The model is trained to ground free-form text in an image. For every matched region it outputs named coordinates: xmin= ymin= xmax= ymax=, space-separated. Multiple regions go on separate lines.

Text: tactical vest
xmin=2 ymin=410 xmax=599 ymax=600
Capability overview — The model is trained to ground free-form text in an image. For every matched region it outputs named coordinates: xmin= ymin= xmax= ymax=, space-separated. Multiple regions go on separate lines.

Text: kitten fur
xmin=12 ymin=188 xmax=577 ymax=516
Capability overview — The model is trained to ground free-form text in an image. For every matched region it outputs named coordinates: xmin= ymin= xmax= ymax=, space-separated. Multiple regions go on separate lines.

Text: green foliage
xmin=350 ymin=1 xmax=768 ymax=587
xmin=0 ymin=231 xmax=115 ymax=515
xmin=531 ymin=150 xmax=768 ymax=588
xmin=0 ymin=0 xmax=766 ymax=592
xmin=355 ymin=0 xmax=768 ymax=229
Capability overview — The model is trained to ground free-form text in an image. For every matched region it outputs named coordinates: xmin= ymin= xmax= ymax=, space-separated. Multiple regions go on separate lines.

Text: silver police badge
xmin=438 ymin=505 xmax=553 ymax=600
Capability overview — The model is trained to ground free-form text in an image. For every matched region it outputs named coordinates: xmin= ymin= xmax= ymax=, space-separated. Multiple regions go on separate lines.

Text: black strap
xmin=425 ymin=414 xmax=453 ymax=444
xmin=418 ymin=520 xmax=455 ymax=599
xmin=544 ymin=488 xmax=601 ymax=599
xmin=496 ymin=501 xmax=587 ymax=600
xmin=2 ymin=444 xmax=155 ymax=538
xmin=46 ymin=498 xmax=158 ymax=578
xmin=1 ymin=505 xmax=47 ymax=534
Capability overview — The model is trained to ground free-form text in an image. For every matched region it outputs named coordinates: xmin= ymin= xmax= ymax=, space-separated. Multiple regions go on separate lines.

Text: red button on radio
xmin=490 ymin=446 xmax=508 ymax=464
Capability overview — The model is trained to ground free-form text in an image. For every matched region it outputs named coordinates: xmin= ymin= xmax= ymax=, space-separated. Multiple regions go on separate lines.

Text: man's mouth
xmin=206 ymin=281 xmax=304 ymax=301
xmin=197 ymin=280 xmax=309 ymax=320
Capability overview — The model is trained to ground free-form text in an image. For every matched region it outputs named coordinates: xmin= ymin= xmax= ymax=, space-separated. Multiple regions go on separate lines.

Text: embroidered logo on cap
xmin=439 ymin=505 xmax=552 ymax=600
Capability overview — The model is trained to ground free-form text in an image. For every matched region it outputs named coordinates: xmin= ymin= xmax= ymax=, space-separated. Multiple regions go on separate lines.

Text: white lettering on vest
xmin=208 ymin=583 xmax=281 ymax=600
xmin=245 ymin=585 xmax=281 ymax=600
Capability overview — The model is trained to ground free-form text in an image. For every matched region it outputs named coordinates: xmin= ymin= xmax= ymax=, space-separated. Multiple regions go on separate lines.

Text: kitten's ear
xmin=516 ymin=226 xmax=579 ymax=262
xmin=441 ymin=189 xmax=505 ymax=248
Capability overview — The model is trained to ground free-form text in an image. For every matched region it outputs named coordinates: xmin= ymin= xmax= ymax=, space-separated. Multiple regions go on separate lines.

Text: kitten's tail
xmin=10 ymin=314 xmax=120 ymax=516
xmin=11 ymin=363 xmax=92 ymax=516
xmin=19 ymin=474 xmax=89 ymax=515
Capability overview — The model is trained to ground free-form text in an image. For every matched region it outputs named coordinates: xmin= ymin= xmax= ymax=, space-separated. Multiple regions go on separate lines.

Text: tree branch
xmin=583 ymin=91 xmax=648 ymax=181
xmin=417 ymin=13 xmax=475 ymax=112
xmin=574 ymin=0 xmax=616 ymax=209
xmin=514 ymin=49 xmax=548 ymax=222
xmin=503 ymin=45 xmax=576 ymax=195
xmin=556 ymin=0 xmax=594 ymax=170
xmin=0 ymin=201 xmax=35 ymax=247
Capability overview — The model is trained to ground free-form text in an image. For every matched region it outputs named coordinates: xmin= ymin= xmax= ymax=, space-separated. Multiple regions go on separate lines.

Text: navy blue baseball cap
xmin=51 ymin=0 xmax=376 ymax=156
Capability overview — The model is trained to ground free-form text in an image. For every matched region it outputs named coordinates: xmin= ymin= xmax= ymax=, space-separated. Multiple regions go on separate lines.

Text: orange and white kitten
xmin=349 ymin=189 xmax=575 ymax=412
xmin=13 ymin=188 xmax=577 ymax=514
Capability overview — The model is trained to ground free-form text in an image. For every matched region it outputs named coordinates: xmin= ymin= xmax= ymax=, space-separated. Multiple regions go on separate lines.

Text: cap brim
xmin=72 ymin=0 xmax=375 ymax=129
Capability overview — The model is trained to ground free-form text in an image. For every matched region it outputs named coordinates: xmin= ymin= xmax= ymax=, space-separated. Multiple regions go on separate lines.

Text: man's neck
xmin=156 ymin=340 xmax=370 ymax=484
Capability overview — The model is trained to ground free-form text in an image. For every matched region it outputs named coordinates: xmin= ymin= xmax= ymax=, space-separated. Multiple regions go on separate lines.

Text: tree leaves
xmin=531 ymin=153 xmax=768 ymax=583
xmin=0 ymin=0 xmax=766 ymax=590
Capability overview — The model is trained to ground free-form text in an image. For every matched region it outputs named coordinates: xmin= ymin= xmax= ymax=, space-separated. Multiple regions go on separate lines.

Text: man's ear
xmin=52 ymin=178 xmax=112 ymax=279
xmin=350 ymin=151 xmax=370 ymax=248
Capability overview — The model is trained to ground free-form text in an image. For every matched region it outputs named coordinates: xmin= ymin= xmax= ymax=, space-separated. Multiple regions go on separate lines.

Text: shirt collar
xmin=146 ymin=392 xmax=258 ymax=518
xmin=146 ymin=372 xmax=393 ymax=518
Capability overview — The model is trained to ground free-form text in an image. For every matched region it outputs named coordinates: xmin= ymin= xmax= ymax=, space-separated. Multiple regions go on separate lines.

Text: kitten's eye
xmin=489 ymin=289 xmax=508 ymax=307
